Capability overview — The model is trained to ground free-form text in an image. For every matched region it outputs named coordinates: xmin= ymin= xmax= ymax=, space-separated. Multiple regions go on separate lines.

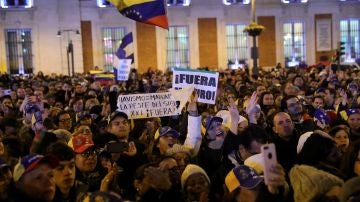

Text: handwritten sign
xmin=172 ymin=68 xmax=219 ymax=104
xmin=117 ymin=87 xmax=193 ymax=119
xmin=117 ymin=59 xmax=132 ymax=81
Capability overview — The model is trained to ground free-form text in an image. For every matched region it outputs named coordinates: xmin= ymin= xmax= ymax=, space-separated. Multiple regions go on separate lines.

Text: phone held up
xmin=261 ymin=143 xmax=278 ymax=185
xmin=105 ymin=142 xmax=129 ymax=153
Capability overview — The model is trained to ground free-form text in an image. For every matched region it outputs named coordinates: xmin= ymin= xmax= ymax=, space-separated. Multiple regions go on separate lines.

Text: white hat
xmin=244 ymin=153 xmax=264 ymax=174
xmin=181 ymin=164 xmax=210 ymax=190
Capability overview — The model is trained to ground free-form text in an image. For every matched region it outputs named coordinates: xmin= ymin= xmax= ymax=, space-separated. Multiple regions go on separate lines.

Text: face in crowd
xmin=75 ymin=148 xmax=98 ymax=173
xmin=53 ymin=159 xmax=76 ymax=195
xmin=348 ymin=113 xmax=360 ymax=133
xmin=16 ymin=163 xmax=56 ymax=202
xmin=272 ymin=112 xmax=294 ymax=141
xmin=207 ymin=120 xmax=225 ymax=141
xmin=286 ymin=97 xmax=303 ymax=117
xmin=107 ymin=116 xmax=131 ymax=139
xmin=58 ymin=113 xmax=72 ymax=131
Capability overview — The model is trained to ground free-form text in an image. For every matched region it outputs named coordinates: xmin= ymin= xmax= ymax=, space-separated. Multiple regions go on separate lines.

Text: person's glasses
xmin=80 ymin=150 xmax=97 ymax=158
xmin=59 ymin=118 xmax=72 ymax=123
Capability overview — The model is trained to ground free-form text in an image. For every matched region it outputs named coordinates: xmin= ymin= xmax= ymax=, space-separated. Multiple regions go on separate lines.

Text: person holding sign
xmin=105 ymin=111 xmax=148 ymax=199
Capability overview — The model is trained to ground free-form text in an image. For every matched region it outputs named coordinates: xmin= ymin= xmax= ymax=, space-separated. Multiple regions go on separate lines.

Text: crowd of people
xmin=0 ymin=63 xmax=359 ymax=202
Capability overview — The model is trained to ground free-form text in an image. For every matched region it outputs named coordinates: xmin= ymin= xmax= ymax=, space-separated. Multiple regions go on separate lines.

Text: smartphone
xmin=105 ymin=142 xmax=129 ymax=153
xmin=261 ymin=143 xmax=278 ymax=185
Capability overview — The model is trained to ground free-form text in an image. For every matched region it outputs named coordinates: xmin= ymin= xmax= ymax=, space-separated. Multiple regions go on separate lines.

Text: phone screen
xmin=105 ymin=142 xmax=129 ymax=153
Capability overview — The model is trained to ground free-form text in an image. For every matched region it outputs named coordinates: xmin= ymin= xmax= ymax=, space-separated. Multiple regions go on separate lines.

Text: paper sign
xmin=172 ymin=68 xmax=219 ymax=104
xmin=117 ymin=59 xmax=132 ymax=81
xmin=117 ymin=87 xmax=193 ymax=119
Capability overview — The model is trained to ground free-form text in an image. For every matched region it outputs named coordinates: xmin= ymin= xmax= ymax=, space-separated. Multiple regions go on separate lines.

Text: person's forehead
xmin=112 ymin=116 xmax=127 ymax=122
xmin=275 ymin=113 xmax=291 ymax=122
xmin=287 ymin=97 xmax=299 ymax=104
xmin=59 ymin=113 xmax=70 ymax=118
xmin=59 ymin=159 xmax=75 ymax=166
xmin=24 ymin=163 xmax=52 ymax=178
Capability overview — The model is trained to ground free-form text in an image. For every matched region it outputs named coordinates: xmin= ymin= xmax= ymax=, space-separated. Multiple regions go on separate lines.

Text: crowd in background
xmin=0 ymin=63 xmax=359 ymax=202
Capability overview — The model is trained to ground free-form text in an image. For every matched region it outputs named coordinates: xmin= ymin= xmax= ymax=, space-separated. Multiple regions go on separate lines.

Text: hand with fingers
xmin=245 ymin=92 xmax=259 ymax=124
xmin=338 ymin=88 xmax=348 ymax=106
xmin=187 ymin=92 xmax=198 ymax=116
xmin=266 ymin=164 xmax=287 ymax=194
xmin=100 ymin=163 xmax=120 ymax=192
xmin=123 ymin=141 xmax=137 ymax=157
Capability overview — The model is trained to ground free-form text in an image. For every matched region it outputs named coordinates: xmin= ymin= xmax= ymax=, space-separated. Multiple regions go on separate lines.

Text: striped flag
xmin=108 ymin=0 xmax=169 ymax=29
xmin=116 ymin=32 xmax=134 ymax=64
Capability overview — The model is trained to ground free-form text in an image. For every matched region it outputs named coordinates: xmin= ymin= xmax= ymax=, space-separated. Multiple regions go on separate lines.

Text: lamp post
xmin=250 ymin=0 xmax=258 ymax=76
xmin=57 ymin=29 xmax=80 ymax=76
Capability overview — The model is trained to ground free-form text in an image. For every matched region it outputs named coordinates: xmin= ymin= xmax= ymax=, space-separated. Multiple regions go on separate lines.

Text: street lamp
xmin=57 ymin=29 xmax=80 ymax=76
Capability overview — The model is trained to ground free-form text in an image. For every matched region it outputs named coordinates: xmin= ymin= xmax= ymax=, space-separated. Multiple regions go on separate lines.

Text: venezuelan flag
xmin=108 ymin=0 xmax=169 ymax=29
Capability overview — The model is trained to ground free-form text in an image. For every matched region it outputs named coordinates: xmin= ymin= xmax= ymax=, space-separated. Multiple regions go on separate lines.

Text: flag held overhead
xmin=108 ymin=0 xmax=169 ymax=29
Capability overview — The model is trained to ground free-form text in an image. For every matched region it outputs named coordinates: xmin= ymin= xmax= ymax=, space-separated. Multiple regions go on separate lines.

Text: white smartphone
xmin=261 ymin=143 xmax=278 ymax=185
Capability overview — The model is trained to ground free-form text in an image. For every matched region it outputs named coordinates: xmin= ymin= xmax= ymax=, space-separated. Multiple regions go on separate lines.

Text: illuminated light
xmin=97 ymin=0 xmax=106 ymax=8
xmin=183 ymin=0 xmax=191 ymax=6
xmin=282 ymin=0 xmax=308 ymax=3
xmin=0 ymin=0 xmax=9 ymax=8
xmin=24 ymin=0 xmax=33 ymax=8
xmin=223 ymin=0 xmax=251 ymax=5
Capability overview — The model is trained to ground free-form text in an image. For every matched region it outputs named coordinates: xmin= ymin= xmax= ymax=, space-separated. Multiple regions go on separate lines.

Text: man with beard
xmin=46 ymin=142 xmax=89 ymax=202
xmin=270 ymin=112 xmax=299 ymax=172
xmin=281 ymin=95 xmax=315 ymax=135
xmin=11 ymin=154 xmax=59 ymax=202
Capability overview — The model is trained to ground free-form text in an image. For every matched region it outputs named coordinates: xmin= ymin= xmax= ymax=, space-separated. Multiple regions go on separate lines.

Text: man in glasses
xmin=69 ymin=135 xmax=104 ymax=192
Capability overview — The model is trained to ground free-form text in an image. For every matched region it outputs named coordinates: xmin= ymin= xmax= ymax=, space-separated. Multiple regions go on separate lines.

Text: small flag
xmin=108 ymin=0 xmax=169 ymax=29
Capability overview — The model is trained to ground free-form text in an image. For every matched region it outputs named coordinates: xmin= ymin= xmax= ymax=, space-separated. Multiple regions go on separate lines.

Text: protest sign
xmin=116 ymin=59 xmax=132 ymax=81
xmin=117 ymin=87 xmax=193 ymax=119
xmin=172 ymin=68 xmax=219 ymax=104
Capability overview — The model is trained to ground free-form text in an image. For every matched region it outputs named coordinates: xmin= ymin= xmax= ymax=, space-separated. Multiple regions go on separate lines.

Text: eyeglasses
xmin=59 ymin=118 xmax=72 ymax=123
xmin=80 ymin=150 xmax=97 ymax=158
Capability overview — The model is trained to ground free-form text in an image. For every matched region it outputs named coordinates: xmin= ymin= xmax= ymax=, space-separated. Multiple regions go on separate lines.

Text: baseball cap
xmin=13 ymin=154 xmax=59 ymax=182
xmin=203 ymin=116 xmax=223 ymax=132
xmin=154 ymin=126 xmax=179 ymax=140
xmin=225 ymin=165 xmax=263 ymax=193
xmin=69 ymin=135 xmax=95 ymax=153
xmin=346 ymin=108 xmax=360 ymax=117
xmin=109 ymin=111 xmax=128 ymax=123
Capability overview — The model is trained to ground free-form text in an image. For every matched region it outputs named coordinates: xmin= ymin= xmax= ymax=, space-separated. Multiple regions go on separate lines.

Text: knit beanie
xmin=290 ymin=165 xmax=344 ymax=202
xmin=181 ymin=164 xmax=210 ymax=190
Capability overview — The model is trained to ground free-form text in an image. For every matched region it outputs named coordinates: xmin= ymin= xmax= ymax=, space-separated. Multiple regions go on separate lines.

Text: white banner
xmin=172 ymin=68 xmax=219 ymax=104
xmin=117 ymin=59 xmax=132 ymax=81
xmin=316 ymin=19 xmax=332 ymax=51
xmin=117 ymin=87 xmax=193 ymax=119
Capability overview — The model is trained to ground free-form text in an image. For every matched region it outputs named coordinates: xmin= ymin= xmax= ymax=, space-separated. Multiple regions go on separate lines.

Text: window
xmin=282 ymin=0 xmax=308 ymax=3
xmin=340 ymin=19 xmax=360 ymax=62
xmin=101 ymin=27 xmax=126 ymax=71
xmin=0 ymin=0 xmax=33 ymax=8
xmin=167 ymin=26 xmax=190 ymax=68
xmin=167 ymin=0 xmax=191 ymax=6
xmin=5 ymin=29 xmax=33 ymax=74
xmin=283 ymin=22 xmax=306 ymax=67
xmin=223 ymin=0 xmax=250 ymax=5
xmin=339 ymin=0 xmax=360 ymax=2
xmin=226 ymin=24 xmax=248 ymax=67
xmin=97 ymin=0 xmax=112 ymax=8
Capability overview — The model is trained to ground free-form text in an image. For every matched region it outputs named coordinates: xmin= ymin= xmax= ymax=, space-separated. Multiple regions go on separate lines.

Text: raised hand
xmin=245 ymin=91 xmax=259 ymax=115
xmin=187 ymin=92 xmax=198 ymax=116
